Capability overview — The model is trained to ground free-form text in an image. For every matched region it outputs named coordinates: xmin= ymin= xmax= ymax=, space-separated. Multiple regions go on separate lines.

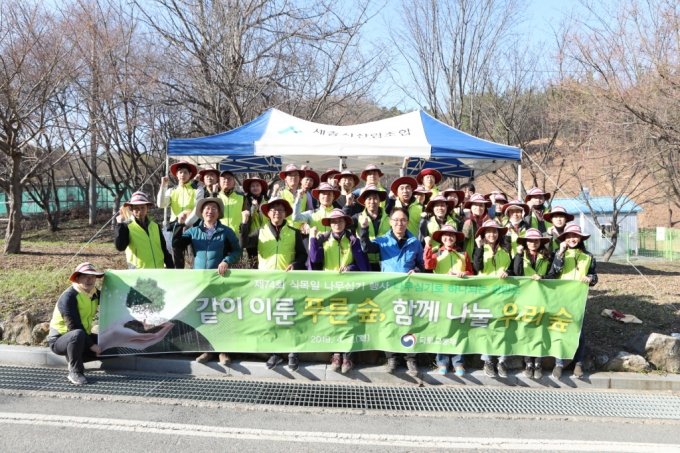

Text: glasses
xmin=391 ymin=218 xmax=408 ymax=224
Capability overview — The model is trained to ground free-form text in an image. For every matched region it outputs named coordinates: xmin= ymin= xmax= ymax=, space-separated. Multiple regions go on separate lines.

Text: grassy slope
xmin=2 ymin=213 xmax=680 ymax=367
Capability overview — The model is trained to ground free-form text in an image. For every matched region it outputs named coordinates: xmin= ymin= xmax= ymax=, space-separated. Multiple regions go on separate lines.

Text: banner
xmin=98 ymin=270 xmax=588 ymax=358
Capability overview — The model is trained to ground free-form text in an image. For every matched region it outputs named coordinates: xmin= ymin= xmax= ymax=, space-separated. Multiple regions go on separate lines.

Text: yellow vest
xmin=559 ymin=248 xmax=591 ymax=280
xmin=170 ymin=182 xmax=197 ymax=220
xmin=521 ymin=253 xmax=550 ymax=277
xmin=479 ymin=244 xmax=511 ymax=276
xmin=217 ymin=190 xmax=245 ymax=234
xmin=426 ymin=215 xmax=457 ymax=250
xmin=359 ymin=209 xmax=390 ymax=264
xmin=125 ymin=218 xmax=165 ymax=269
xmin=50 ymin=290 xmax=98 ymax=335
xmin=433 ymin=249 xmax=467 ymax=275
xmin=395 ymin=199 xmax=423 ymax=237
xmin=280 ymin=188 xmax=306 ymax=229
xmin=322 ymin=234 xmax=354 ymax=271
xmin=309 ymin=205 xmax=335 ymax=234
xmin=258 ymin=223 xmax=297 ymax=270
xmin=249 ymin=197 xmax=268 ymax=235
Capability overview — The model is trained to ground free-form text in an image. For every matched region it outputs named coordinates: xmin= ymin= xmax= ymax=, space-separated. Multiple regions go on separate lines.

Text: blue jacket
xmin=174 ymin=220 xmax=242 ymax=269
xmin=360 ymin=228 xmax=425 ymax=273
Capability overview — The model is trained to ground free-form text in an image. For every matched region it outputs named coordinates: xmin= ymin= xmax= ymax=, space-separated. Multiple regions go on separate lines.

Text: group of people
xmin=49 ymin=158 xmax=597 ymax=386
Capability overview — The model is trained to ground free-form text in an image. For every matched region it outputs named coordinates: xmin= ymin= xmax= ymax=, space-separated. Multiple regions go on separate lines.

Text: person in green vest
xmin=416 ymin=169 xmax=442 ymax=196
xmin=239 ymin=197 xmax=307 ymax=372
xmin=544 ymin=206 xmax=575 ymax=251
xmin=321 ymin=168 xmax=340 ymax=189
xmin=418 ymin=194 xmax=457 ymax=249
xmin=473 ymin=219 xmax=514 ymax=379
xmin=443 ymin=188 xmax=465 ymax=230
xmin=212 ymin=170 xmax=249 ymax=235
xmin=334 ymin=169 xmax=362 ymax=216
xmin=114 ymin=192 xmax=174 ymax=269
xmin=385 ymin=176 xmax=423 ymax=237
xmin=413 ymin=185 xmax=432 ymax=207
xmin=423 ymin=225 xmax=472 ymax=376
xmin=550 ymin=223 xmax=598 ymax=380
xmin=158 ymin=160 xmax=203 ymax=268
xmin=308 ymin=209 xmax=370 ymax=374
xmin=242 ymin=177 xmax=269 ymax=266
xmin=500 ymin=199 xmax=530 ymax=256
xmin=292 ymin=182 xmax=340 ymax=238
xmin=47 ymin=263 xmax=105 ymax=386
xmin=524 ymin=187 xmax=553 ymax=233
xmin=299 ymin=168 xmax=320 ymax=210
xmin=278 ymin=164 xmax=306 ymax=229
xmin=461 ymin=193 xmax=491 ymax=258
xmin=196 ymin=166 xmax=220 ymax=197
xmin=484 ymin=190 xmax=508 ymax=222
xmin=353 ymin=164 xmax=388 ymax=208
xmin=348 ymin=184 xmax=389 ymax=272
xmin=511 ymin=228 xmax=556 ymax=380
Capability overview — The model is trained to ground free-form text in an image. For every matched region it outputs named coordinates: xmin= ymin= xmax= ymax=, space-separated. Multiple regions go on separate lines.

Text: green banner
xmin=98 ymin=270 xmax=588 ymax=359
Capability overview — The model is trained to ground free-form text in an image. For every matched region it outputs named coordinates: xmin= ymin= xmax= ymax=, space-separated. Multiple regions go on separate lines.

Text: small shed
xmin=550 ymin=195 xmax=643 ymax=256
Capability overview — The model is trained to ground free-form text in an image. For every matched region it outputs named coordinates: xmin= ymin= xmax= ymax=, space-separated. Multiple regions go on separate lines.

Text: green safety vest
xmin=433 ymin=248 xmax=467 ymax=275
xmin=50 ymin=291 xmax=98 ymax=335
xmin=309 ymin=205 xmax=335 ymax=234
xmin=395 ymin=199 xmax=423 ymax=238
xmin=530 ymin=208 xmax=553 ymax=231
xmin=258 ymin=223 xmax=297 ymax=270
xmin=359 ymin=209 xmax=390 ymax=264
xmin=426 ymin=215 xmax=457 ymax=250
xmin=521 ymin=253 xmax=551 ymax=277
xmin=428 ymin=186 xmax=440 ymax=196
xmin=217 ymin=190 xmax=245 ymax=234
xmin=504 ymin=222 xmax=527 ymax=256
xmin=322 ymin=234 xmax=354 ymax=271
xmin=480 ymin=244 xmax=512 ymax=276
xmin=249 ymin=197 xmax=268 ymax=235
xmin=170 ymin=182 xmax=197 ymax=220
xmin=125 ymin=217 xmax=164 ymax=269
xmin=558 ymin=248 xmax=591 ymax=281
xmin=280 ymin=188 xmax=306 ymax=229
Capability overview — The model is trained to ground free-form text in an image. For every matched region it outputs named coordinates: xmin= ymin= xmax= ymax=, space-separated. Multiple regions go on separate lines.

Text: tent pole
xmin=340 ymin=157 xmax=346 ymax=171
xmin=517 ymin=163 xmax=522 ymax=200
xmin=163 ymin=147 xmax=169 ymax=228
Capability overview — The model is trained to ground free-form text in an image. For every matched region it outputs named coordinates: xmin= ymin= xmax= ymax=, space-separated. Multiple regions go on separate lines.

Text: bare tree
xmin=388 ymin=0 xmax=525 ymax=134
xmin=0 ymin=1 xmax=78 ymax=253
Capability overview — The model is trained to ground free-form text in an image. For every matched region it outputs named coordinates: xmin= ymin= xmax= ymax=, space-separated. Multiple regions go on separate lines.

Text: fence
xmin=634 ymin=227 xmax=680 ymax=261
xmin=0 ymin=185 xmax=134 ymax=216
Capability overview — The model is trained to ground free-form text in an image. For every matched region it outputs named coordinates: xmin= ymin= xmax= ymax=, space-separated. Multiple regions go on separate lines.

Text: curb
xmin=2 ymin=345 xmax=679 ymax=391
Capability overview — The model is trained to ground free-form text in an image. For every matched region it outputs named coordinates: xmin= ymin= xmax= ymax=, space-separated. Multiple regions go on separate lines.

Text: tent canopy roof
xmin=167 ymin=109 xmax=521 ymax=178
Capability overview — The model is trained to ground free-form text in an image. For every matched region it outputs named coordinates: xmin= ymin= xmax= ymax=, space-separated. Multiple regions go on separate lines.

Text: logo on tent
xmin=278 ymin=126 xmax=302 ymax=135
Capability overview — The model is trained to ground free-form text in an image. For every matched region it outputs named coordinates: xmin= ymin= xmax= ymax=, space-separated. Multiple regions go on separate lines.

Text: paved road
xmin=1 ymin=390 xmax=680 ymax=452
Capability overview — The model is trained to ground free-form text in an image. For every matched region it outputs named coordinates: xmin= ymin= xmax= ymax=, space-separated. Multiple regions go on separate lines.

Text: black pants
xmin=50 ymin=330 xmax=99 ymax=374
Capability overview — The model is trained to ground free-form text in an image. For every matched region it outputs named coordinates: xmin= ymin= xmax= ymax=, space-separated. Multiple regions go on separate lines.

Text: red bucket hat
xmin=475 ymin=219 xmax=509 ymax=238
xmin=416 ymin=169 xmax=442 ymax=185
xmin=301 ymin=170 xmax=320 ymax=190
xmin=501 ymin=199 xmax=529 ymax=216
xmin=279 ymin=164 xmax=302 ymax=180
xmin=390 ymin=176 xmax=418 ymax=194
xmin=544 ymin=206 xmax=575 ymax=223
xmin=360 ymin=164 xmax=384 ymax=181
xmin=357 ymin=184 xmax=387 ymax=205
xmin=557 ymin=223 xmax=590 ymax=242
xmin=524 ymin=187 xmax=552 ymax=203
xmin=432 ymin=224 xmax=464 ymax=244
xmin=312 ymin=182 xmax=341 ymax=201
xmin=464 ymin=193 xmax=492 ymax=210
xmin=517 ymin=228 xmax=551 ymax=247
xmin=243 ymin=178 xmax=269 ymax=195
xmin=198 ymin=166 xmax=220 ymax=180
xmin=321 ymin=208 xmax=354 ymax=227
xmin=333 ymin=170 xmax=360 ymax=188
xmin=425 ymin=194 xmax=455 ymax=214
xmin=484 ymin=190 xmax=508 ymax=203
xmin=442 ymin=188 xmax=465 ymax=207
xmin=170 ymin=161 xmax=198 ymax=179
xmin=123 ymin=191 xmax=154 ymax=208
xmin=321 ymin=168 xmax=340 ymax=182
xmin=261 ymin=197 xmax=293 ymax=218
xmin=69 ymin=262 xmax=105 ymax=283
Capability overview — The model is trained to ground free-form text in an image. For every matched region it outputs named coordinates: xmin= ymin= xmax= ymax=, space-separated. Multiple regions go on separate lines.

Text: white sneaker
xmin=68 ymin=372 xmax=87 ymax=385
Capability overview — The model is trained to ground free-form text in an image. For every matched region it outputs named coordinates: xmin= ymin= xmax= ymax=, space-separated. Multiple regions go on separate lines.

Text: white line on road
xmin=1 ymin=412 xmax=678 ymax=452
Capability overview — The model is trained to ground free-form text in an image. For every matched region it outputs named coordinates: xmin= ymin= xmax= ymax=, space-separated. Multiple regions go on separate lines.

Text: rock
xmin=644 ymin=333 xmax=680 ymax=373
xmin=606 ymin=351 xmax=650 ymax=372
xmin=31 ymin=322 xmax=50 ymax=346
xmin=4 ymin=312 xmax=36 ymax=345
xmin=595 ymin=355 xmax=610 ymax=366
xmin=625 ymin=333 xmax=650 ymax=355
